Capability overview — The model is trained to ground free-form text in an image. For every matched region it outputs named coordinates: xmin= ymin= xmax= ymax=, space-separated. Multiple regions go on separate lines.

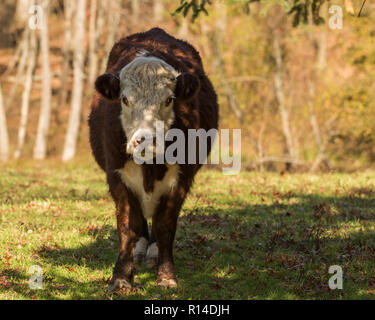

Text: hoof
xmin=157 ymin=278 xmax=178 ymax=288
xmin=108 ymin=278 xmax=132 ymax=292
xmin=145 ymin=242 xmax=158 ymax=268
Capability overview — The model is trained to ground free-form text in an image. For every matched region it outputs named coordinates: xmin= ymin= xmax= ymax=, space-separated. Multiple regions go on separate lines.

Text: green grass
xmin=1 ymin=159 xmax=375 ymax=300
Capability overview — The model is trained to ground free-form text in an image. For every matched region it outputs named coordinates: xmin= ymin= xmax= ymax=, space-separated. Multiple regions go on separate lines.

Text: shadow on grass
xmin=0 ymin=184 xmax=109 ymax=205
xmin=2 ymin=267 xmax=111 ymax=300
xmin=6 ymin=190 xmax=375 ymax=299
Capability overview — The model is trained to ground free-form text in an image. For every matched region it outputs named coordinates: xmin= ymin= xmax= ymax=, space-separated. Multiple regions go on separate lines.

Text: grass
xmin=1 ymin=159 xmax=375 ymax=300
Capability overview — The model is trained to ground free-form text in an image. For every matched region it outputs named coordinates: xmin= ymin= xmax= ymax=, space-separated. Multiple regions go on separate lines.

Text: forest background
xmin=0 ymin=0 xmax=374 ymax=173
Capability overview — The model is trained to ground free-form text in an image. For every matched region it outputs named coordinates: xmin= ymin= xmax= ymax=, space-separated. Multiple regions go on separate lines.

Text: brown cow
xmin=88 ymin=28 xmax=218 ymax=291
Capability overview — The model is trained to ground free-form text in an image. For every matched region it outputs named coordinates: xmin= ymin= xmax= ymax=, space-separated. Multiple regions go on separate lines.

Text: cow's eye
xmin=122 ymin=95 xmax=129 ymax=106
xmin=165 ymin=96 xmax=175 ymax=106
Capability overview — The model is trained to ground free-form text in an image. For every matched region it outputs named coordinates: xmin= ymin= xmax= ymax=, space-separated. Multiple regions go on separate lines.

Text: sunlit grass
xmin=1 ymin=159 xmax=375 ymax=299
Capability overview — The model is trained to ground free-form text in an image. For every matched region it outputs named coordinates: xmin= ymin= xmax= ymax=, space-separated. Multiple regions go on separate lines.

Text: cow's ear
xmin=95 ymin=73 xmax=120 ymax=100
xmin=175 ymin=73 xmax=200 ymax=101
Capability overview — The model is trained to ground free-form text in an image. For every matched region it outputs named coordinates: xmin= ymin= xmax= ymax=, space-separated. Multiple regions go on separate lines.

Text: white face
xmin=118 ymin=56 xmax=178 ymax=155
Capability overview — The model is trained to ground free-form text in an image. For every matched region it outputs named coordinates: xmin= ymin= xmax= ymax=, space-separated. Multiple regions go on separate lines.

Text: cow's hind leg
xmin=145 ymin=228 xmax=158 ymax=268
xmin=134 ymin=217 xmax=149 ymax=264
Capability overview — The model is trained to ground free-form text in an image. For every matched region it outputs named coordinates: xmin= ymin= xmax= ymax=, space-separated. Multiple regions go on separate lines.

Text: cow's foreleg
xmin=108 ymin=181 xmax=142 ymax=292
xmin=152 ymin=194 xmax=184 ymax=288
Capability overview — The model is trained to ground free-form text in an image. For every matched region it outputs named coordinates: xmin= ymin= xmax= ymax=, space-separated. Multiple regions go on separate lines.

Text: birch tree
xmin=88 ymin=0 xmax=98 ymax=88
xmin=15 ymin=0 xmax=31 ymax=29
xmin=132 ymin=0 xmax=140 ymax=24
xmin=308 ymin=2 xmax=331 ymax=171
xmin=62 ymin=0 xmax=86 ymax=161
xmin=94 ymin=0 xmax=105 ymax=75
xmin=34 ymin=0 xmax=52 ymax=159
xmin=211 ymin=2 xmax=243 ymax=123
xmin=0 ymin=82 xmax=9 ymax=162
xmin=153 ymin=0 xmax=164 ymax=23
xmin=6 ymin=29 xmax=29 ymax=107
xmin=177 ymin=18 xmax=189 ymax=39
xmin=14 ymin=29 xmax=37 ymax=159
xmin=59 ymin=0 xmax=75 ymax=106
xmin=100 ymin=1 xmax=120 ymax=74
xmin=272 ymin=31 xmax=297 ymax=170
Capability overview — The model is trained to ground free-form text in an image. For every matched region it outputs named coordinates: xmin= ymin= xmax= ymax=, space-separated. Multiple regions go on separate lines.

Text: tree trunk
xmin=87 ymin=0 xmax=98 ymax=89
xmin=95 ymin=0 xmax=105 ymax=41
xmin=59 ymin=0 xmax=75 ymax=106
xmin=62 ymin=0 xmax=86 ymax=161
xmin=199 ymin=20 xmax=211 ymax=57
xmin=307 ymin=81 xmax=330 ymax=172
xmin=307 ymin=4 xmax=330 ymax=172
xmin=94 ymin=0 xmax=105 ymax=73
xmin=211 ymin=2 xmax=243 ymax=123
xmin=15 ymin=0 xmax=31 ymax=29
xmin=4 ymin=32 xmax=25 ymax=77
xmin=272 ymin=32 xmax=297 ymax=170
xmin=317 ymin=31 xmax=327 ymax=71
xmin=131 ymin=0 xmax=140 ymax=24
xmin=6 ymin=28 xmax=29 ymax=107
xmin=153 ymin=0 xmax=164 ymax=24
xmin=14 ymin=30 xmax=37 ymax=159
xmin=344 ymin=0 xmax=355 ymax=14
xmin=100 ymin=1 xmax=120 ymax=74
xmin=177 ymin=18 xmax=189 ymax=39
xmin=0 ymin=82 xmax=9 ymax=162
xmin=316 ymin=2 xmax=327 ymax=71
xmin=34 ymin=0 xmax=52 ymax=159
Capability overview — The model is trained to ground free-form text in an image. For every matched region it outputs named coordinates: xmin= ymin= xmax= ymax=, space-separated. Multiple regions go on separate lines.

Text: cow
xmin=88 ymin=28 xmax=218 ymax=291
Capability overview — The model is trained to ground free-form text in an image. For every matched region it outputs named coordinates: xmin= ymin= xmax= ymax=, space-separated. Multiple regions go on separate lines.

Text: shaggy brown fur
xmin=88 ymin=28 xmax=218 ymax=291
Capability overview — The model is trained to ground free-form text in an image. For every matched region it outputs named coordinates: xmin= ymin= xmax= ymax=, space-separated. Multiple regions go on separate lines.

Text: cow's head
xmin=95 ymin=56 xmax=200 ymax=157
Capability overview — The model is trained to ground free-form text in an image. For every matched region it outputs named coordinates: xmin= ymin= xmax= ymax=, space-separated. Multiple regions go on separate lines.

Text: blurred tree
xmin=0 ymin=82 xmax=9 ymax=162
xmin=62 ymin=0 xmax=87 ymax=161
xmin=88 ymin=0 xmax=98 ymax=90
xmin=0 ymin=0 xmax=17 ymax=47
xmin=0 ymin=0 xmax=372 ymax=170
xmin=132 ymin=0 xmax=140 ymax=23
xmin=100 ymin=1 xmax=120 ymax=74
xmin=272 ymin=31 xmax=298 ymax=169
xmin=14 ymin=28 xmax=37 ymax=159
xmin=6 ymin=10 xmax=30 ymax=107
xmin=14 ymin=0 xmax=30 ymax=29
xmin=154 ymin=0 xmax=165 ymax=23
xmin=59 ymin=0 xmax=75 ymax=106
xmin=345 ymin=0 xmax=354 ymax=14
xmin=211 ymin=1 xmax=243 ymax=122
xmin=34 ymin=0 xmax=52 ymax=159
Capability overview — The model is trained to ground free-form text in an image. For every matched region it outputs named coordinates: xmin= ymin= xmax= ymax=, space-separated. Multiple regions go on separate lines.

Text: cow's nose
xmin=133 ymin=137 xmax=157 ymax=146
xmin=131 ymin=132 xmax=157 ymax=148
